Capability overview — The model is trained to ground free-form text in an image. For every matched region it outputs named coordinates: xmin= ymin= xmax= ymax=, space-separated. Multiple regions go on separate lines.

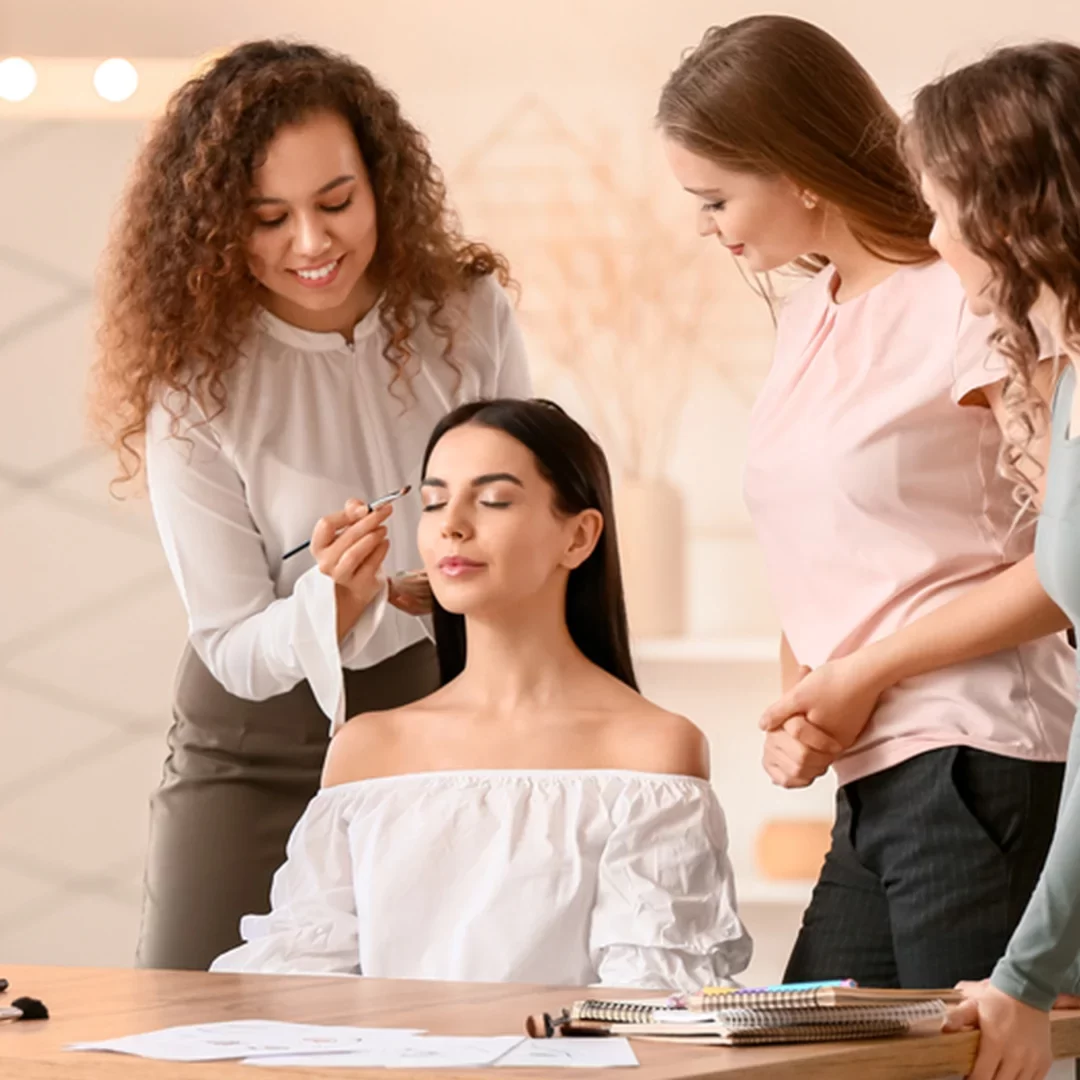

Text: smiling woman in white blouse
xmin=211 ymin=399 xmax=751 ymax=987
xmin=91 ymin=41 xmax=531 ymax=972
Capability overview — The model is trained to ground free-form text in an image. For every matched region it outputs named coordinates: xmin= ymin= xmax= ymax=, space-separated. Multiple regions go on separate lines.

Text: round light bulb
xmin=93 ymin=58 xmax=139 ymax=103
xmin=0 ymin=57 xmax=38 ymax=103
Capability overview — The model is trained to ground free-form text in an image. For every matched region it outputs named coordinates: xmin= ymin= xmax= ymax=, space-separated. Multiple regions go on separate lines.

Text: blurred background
xmin=1 ymin=0 xmax=1078 ymax=985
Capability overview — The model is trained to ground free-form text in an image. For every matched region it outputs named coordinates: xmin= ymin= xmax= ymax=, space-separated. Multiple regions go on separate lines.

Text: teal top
xmin=992 ymin=364 xmax=1080 ymax=1010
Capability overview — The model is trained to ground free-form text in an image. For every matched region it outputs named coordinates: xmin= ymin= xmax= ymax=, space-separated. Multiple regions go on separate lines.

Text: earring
xmin=801 ymin=192 xmax=819 ymax=210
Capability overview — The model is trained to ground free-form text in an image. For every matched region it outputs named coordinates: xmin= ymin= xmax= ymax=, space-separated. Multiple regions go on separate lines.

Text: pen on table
xmin=282 ymin=485 xmax=412 ymax=561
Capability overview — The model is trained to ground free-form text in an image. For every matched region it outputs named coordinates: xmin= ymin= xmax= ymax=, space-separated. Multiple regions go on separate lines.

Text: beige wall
xmin=1 ymin=0 xmax=1078 ymax=981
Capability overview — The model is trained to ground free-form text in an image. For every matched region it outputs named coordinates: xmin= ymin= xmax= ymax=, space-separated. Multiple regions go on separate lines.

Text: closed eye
xmin=422 ymin=499 xmax=511 ymax=511
xmin=703 ymin=199 xmax=726 ymax=212
xmin=254 ymin=197 xmax=353 ymax=230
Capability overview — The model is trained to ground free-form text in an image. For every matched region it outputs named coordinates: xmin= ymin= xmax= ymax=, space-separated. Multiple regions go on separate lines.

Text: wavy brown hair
xmin=94 ymin=39 xmax=509 ymax=486
xmin=906 ymin=42 xmax=1080 ymax=500
xmin=656 ymin=14 xmax=934 ymax=276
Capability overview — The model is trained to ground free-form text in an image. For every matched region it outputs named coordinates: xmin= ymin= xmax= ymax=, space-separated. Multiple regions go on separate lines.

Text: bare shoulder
xmin=320 ymin=706 xmax=410 ymax=788
xmin=611 ymin=701 xmax=711 ymax=781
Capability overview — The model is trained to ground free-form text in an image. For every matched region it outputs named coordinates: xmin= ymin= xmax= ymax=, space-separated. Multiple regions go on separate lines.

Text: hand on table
xmin=944 ymin=980 xmax=1054 ymax=1080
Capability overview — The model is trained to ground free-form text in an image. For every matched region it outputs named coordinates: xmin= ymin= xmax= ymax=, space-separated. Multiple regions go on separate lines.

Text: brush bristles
xmin=11 ymin=996 xmax=48 ymax=1020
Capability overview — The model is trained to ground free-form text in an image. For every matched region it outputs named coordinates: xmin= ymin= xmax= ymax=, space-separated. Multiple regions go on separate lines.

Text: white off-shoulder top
xmin=211 ymin=769 xmax=751 ymax=990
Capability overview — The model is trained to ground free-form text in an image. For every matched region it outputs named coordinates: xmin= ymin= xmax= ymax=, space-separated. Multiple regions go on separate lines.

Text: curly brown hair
xmin=94 ymin=39 xmax=509 ymax=486
xmin=656 ymin=15 xmax=935 ymax=276
xmin=906 ymin=42 xmax=1080 ymax=501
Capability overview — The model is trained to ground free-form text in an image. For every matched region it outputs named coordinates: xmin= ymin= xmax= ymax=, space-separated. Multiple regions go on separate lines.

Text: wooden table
xmin=2 ymin=966 xmax=1079 ymax=1079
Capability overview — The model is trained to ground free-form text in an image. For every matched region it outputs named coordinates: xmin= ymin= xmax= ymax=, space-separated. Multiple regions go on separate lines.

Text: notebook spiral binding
xmin=570 ymin=1000 xmax=659 ymax=1024
xmin=714 ymin=1001 xmax=946 ymax=1031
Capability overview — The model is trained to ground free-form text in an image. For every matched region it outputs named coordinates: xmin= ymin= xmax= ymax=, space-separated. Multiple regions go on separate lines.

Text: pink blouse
xmin=744 ymin=261 xmax=1075 ymax=785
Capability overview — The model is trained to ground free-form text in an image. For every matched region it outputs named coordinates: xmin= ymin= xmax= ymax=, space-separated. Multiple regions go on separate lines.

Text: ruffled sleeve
xmin=210 ymin=789 xmax=359 ymax=976
xmin=951 ymin=303 xmax=1007 ymax=405
xmin=589 ymin=778 xmax=752 ymax=991
xmin=952 ymin=302 xmax=1063 ymax=409
xmin=295 ymin=574 xmax=390 ymax=735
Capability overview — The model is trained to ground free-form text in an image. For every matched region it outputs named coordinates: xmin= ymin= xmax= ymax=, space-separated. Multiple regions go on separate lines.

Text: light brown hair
xmin=656 ymin=14 xmax=934 ymax=274
xmin=906 ymin=42 xmax=1080 ymax=498
xmin=94 ymin=39 xmax=509 ymax=487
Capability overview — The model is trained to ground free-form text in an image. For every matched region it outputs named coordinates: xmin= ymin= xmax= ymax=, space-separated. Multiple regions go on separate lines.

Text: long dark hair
xmin=421 ymin=398 xmax=638 ymax=691
xmin=657 ymin=14 xmax=934 ymax=273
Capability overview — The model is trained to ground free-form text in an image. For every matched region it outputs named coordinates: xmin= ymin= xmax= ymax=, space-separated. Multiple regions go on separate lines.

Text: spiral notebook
xmin=688 ymin=985 xmax=963 ymax=1010
xmin=556 ymin=991 xmax=953 ymax=1047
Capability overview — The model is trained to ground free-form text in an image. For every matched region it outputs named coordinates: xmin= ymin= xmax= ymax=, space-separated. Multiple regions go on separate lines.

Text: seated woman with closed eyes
xmin=211 ymin=398 xmax=750 ymax=989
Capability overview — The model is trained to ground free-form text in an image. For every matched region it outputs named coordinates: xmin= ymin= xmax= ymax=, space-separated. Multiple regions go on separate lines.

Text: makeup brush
xmin=282 ymin=485 xmax=412 ymax=561
xmin=525 ymin=1010 xmax=570 ymax=1038
xmin=0 ymin=997 xmax=49 ymax=1021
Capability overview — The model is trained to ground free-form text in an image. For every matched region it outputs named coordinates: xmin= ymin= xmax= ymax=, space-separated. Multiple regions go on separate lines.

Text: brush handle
xmin=282 ymin=487 xmax=409 ymax=561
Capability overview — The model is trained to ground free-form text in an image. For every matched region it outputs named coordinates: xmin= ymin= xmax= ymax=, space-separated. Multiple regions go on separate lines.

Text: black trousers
xmin=786 ymin=745 xmax=1065 ymax=988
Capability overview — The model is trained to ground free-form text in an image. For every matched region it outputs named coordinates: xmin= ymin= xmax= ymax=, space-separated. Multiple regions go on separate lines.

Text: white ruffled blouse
xmin=210 ymin=770 xmax=752 ymax=990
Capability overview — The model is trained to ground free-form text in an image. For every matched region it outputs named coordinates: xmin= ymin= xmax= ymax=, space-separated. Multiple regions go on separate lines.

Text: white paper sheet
xmin=244 ymin=1035 xmax=527 ymax=1069
xmin=496 ymin=1038 xmax=639 ymax=1068
xmin=66 ymin=1019 xmax=424 ymax=1062
xmin=246 ymin=1035 xmax=639 ymax=1069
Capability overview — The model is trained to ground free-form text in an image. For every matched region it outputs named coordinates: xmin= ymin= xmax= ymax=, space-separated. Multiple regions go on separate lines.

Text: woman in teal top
xmin=907 ymin=40 xmax=1080 ymax=1080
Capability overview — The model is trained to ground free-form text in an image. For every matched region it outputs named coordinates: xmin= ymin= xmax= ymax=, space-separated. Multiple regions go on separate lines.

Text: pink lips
xmin=437 ymin=556 xmax=485 ymax=578
xmin=726 ymin=243 xmax=745 ymax=256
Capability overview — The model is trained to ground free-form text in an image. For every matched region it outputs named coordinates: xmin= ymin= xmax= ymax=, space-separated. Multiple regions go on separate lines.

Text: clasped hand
xmin=759 ymin=652 xmax=888 ymax=788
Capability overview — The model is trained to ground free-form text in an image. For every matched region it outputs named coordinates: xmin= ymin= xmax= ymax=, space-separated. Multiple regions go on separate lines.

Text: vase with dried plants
xmin=453 ymin=97 xmax=755 ymax=636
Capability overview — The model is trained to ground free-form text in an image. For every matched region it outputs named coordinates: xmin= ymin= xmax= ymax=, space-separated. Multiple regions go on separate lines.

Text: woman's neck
xmin=262 ymin=274 xmax=381 ymax=342
xmin=456 ymin=596 xmax=594 ymax=713
xmin=817 ymin=211 xmax=910 ymax=304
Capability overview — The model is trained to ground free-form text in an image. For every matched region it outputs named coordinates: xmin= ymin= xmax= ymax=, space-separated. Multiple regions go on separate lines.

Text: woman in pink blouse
xmin=658 ymin=14 xmax=1076 ymax=987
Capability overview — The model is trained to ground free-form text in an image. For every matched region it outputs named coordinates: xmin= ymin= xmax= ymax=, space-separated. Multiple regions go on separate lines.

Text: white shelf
xmin=737 ymin=879 xmax=814 ymax=906
xmin=632 ymin=636 xmax=779 ymax=663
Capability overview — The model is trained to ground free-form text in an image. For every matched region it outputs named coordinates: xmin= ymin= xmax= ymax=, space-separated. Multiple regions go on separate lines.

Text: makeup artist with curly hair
xmin=92 ymin=39 xmax=531 ymax=971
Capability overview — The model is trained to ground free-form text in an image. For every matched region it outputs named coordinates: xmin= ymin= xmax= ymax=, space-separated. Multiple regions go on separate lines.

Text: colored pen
xmin=282 ymin=485 xmax=412 ymax=561
xmin=668 ymin=979 xmax=857 ymax=1008
xmin=733 ymin=979 xmax=856 ymax=994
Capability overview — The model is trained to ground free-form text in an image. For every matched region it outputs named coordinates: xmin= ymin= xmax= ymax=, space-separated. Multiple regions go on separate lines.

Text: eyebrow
xmin=685 ymin=186 xmax=726 ymax=198
xmin=249 ymin=174 xmax=356 ymax=207
xmin=420 ymin=472 xmax=525 ymax=490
